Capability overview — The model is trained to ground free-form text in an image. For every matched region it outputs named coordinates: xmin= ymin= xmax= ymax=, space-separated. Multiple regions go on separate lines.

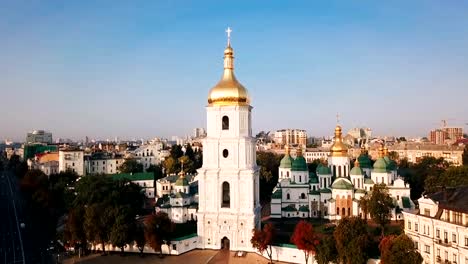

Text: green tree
xmin=178 ymin=155 xmax=194 ymax=174
xmin=118 ymin=159 xmax=143 ymax=173
xmin=315 ymin=235 xmax=337 ymax=264
xmin=147 ymin=164 xmax=164 ymax=181
xmin=110 ymin=206 xmax=135 ymax=254
xmin=134 ymin=221 xmax=146 ymax=256
xmin=403 ymin=157 xmax=449 ymax=199
xmin=170 ymin=145 xmax=184 ymax=159
xmin=257 ymin=151 xmax=282 ymax=203
xmin=368 ymin=184 xmax=395 ymax=237
xmin=334 ymin=217 xmax=371 ymax=264
xmin=84 ymin=203 xmax=114 ymax=253
xmin=379 ymin=234 xmax=423 ymax=264
xmin=163 ymin=157 xmax=178 ymax=174
xmin=425 ymin=165 xmax=468 ymax=194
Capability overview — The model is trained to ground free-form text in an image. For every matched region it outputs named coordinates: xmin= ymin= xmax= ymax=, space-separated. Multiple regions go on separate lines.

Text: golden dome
xmin=207 ymin=43 xmax=250 ymax=106
xmin=330 ymin=125 xmax=348 ymax=157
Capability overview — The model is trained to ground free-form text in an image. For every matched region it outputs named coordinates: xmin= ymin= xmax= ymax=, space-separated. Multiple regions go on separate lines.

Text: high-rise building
xmin=443 ymin=127 xmax=463 ymax=141
xmin=274 ymin=129 xmax=307 ymax=146
xmin=197 ymin=32 xmax=260 ymax=252
xmin=193 ymin=127 xmax=206 ymax=138
xmin=429 ymin=129 xmax=447 ymax=145
xmin=26 ymin=130 xmax=52 ymax=144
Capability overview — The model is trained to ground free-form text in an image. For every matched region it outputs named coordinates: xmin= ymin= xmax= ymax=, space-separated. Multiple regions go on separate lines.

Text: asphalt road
xmin=0 ymin=168 xmax=26 ymax=264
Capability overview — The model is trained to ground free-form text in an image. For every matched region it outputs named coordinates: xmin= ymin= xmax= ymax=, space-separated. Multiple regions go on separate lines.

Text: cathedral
xmin=270 ymin=125 xmax=414 ymax=220
xmin=196 ymin=29 xmax=261 ymax=252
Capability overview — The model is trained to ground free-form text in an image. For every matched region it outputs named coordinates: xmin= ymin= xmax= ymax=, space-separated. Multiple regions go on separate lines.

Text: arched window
xmin=342 ymin=208 xmax=346 ymax=216
xmin=286 ymin=193 xmax=290 ymax=200
xmin=299 ymin=175 xmax=302 ymax=182
xmin=222 ymin=116 xmax=229 ymax=130
xmin=300 ymin=193 xmax=306 ymax=199
xmin=222 ymin=182 xmax=230 ymax=208
xmin=287 ymin=171 xmax=289 ymax=178
xmin=348 ymin=208 xmax=351 ymax=216
xmin=337 ymin=207 xmax=340 ymax=215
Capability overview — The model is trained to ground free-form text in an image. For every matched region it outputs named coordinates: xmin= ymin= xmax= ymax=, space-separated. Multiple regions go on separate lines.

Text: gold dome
xmin=330 ymin=125 xmax=348 ymax=157
xmin=207 ymin=43 xmax=250 ymax=106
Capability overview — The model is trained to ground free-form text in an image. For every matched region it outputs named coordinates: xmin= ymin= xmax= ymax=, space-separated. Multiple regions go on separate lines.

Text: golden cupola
xmin=207 ymin=28 xmax=250 ymax=106
xmin=330 ymin=125 xmax=348 ymax=157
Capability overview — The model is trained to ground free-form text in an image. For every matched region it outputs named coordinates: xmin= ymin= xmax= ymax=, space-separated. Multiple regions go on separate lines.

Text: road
xmin=0 ymin=168 xmax=26 ymax=264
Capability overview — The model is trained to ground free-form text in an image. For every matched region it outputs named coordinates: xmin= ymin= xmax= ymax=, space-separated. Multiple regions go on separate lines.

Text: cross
xmin=226 ymin=27 xmax=232 ymax=45
xmin=336 ymin=113 xmax=340 ymax=124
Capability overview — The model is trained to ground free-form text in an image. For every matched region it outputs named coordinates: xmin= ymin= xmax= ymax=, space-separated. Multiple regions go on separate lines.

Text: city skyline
xmin=1 ymin=1 xmax=468 ymax=141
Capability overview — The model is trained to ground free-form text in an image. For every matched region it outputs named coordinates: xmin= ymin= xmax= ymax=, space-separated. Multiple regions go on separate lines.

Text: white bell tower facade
xmin=197 ymin=28 xmax=261 ymax=251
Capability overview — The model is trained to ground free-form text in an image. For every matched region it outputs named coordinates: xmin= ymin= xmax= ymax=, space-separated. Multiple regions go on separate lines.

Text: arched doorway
xmin=221 ymin=237 xmax=230 ymax=250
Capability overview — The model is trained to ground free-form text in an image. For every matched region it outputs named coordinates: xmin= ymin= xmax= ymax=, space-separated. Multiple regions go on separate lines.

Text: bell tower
xmin=197 ymin=28 xmax=260 ymax=251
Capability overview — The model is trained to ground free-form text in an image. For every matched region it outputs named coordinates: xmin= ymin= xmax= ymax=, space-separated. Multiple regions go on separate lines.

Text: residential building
xmin=85 ymin=152 xmax=124 ymax=175
xmin=133 ymin=143 xmax=165 ymax=170
xmin=388 ymin=143 xmax=464 ymax=165
xmin=403 ymin=187 xmax=468 ymax=264
xmin=274 ymin=129 xmax=308 ymax=146
xmin=430 ymin=129 xmax=447 ymax=145
xmin=26 ymin=130 xmax=52 ymax=144
xmin=193 ymin=128 xmax=206 ymax=138
xmin=28 ymin=152 xmax=59 ymax=176
xmin=59 ymin=148 xmax=85 ymax=176
xmin=304 ymin=148 xmax=330 ymax=163
xmin=444 ymin=127 xmax=463 ymax=141
xmin=270 ymin=125 xmax=413 ymax=220
xmin=112 ymin=172 xmax=155 ymax=198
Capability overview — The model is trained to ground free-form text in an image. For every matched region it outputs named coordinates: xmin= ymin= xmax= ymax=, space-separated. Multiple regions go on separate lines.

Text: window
xmin=437 ymin=248 xmax=440 ymax=257
xmin=436 ymin=229 xmax=440 ymax=238
xmin=454 ymin=212 xmax=462 ymax=224
xmin=424 ymin=208 xmax=430 ymax=216
xmin=299 ymin=175 xmax=302 ymax=182
xmin=465 ymin=236 xmax=468 ymax=246
xmin=342 ymin=208 xmax=345 ymax=216
xmin=407 ymin=220 xmax=411 ymax=230
xmin=424 ymin=245 xmax=430 ymax=254
xmin=221 ymin=181 xmax=230 ymax=208
xmin=300 ymin=193 xmax=306 ymax=199
xmin=414 ymin=241 xmax=418 ymax=249
xmin=452 ymin=233 xmax=456 ymax=243
xmin=223 ymin=149 xmax=229 ymax=158
xmin=287 ymin=171 xmax=289 ymax=178
xmin=286 ymin=193 xmax=290 ymax=200
xmin=337 ymin=207 xmax=340 ymax=215
xmin=453 ymin=254 xmax=457 ymax=262
xmin=222 ymin=116 xmax=229 ymax=130
xmin=172 ymin=244 xmax=176 ymax=250
xmin=415 ymin=223 xmax=418 ymax=232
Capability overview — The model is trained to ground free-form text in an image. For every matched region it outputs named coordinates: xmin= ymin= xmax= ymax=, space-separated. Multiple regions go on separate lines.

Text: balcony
xmin=435 ymin=239 xmax=451 ymax=247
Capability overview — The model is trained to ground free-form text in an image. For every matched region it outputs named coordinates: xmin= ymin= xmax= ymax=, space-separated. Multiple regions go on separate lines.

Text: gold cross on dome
xmin=226 ymin=27 xmax=232 ymax=45
xmin=336 ymin=113 xmax=340 ymax=124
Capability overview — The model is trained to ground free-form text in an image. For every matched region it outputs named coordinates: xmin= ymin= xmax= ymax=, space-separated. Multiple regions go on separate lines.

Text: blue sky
xmin=1 ymin=1 xmax=468 ymax=141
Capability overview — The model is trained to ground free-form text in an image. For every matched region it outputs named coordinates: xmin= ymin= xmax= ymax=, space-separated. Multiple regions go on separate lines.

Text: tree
xmin=84 ymin=203 xmax=114 ymax=254
xmin=404 ymin=157 xmax=449 ymax=199
xmin=379 ymin=234 xmax=423 ymax=264
xmin=64 ymin=208 xmax=87 ymax=252
xmin=134 ymin=221 xmax=146 ymax=256
xmin=315 ymin=235 xmax=337 ymax=264
xmin=388 ymin=151 xmax=399 ymax=161
xmin=251 ymin=223 xmax=276 ymax=264
xmin=334 ymin=217 xmax=370 ymax=264
xmin=118 ymin=159 xmax=143 ymax=173
xmin=290 ymin=220 xmax=319 ymax=264
xmin=368 ymin=184 xmax=395 ymax=237
xmin=170 ymin=145 xmax=184 ymax=160
xmin=162 ymin=157 xmax=178 ymax=175
xmin=144 ymin=212 xmax=174 ymax=256
xmin=425 ymin=165 xmax=468 ymax=194
xmin=257 ymin=151 xmax=282 ymax=203
xmin=358 ymin=194 xmax=370 ymax=222
xmin=147 ymin=164 xmax=164 ymax=181
xmin=110 ymin=206 xmax=135 ymax=254
xmin=178 ymin=155 xmax=194 ymax=174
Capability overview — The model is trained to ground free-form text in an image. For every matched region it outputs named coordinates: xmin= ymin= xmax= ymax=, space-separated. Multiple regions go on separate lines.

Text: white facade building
xmin=134 ymin=144 xmax=164 ymax=170
xmin=59 ymin=149 xmax=85 ymax=176
xmin=26 ymin=130 xmax=53 ymax=144
xmin=196 ymin=38 xmax=261 ymax=252
xmin=403 ymin=187 xmax=468 ymax=264
xmin=85 ymin=153 xmax=124 ymax=175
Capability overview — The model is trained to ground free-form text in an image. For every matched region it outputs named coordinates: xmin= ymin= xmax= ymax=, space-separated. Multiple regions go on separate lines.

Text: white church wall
xmin=256 ymin=245 xmax=316 ymax=264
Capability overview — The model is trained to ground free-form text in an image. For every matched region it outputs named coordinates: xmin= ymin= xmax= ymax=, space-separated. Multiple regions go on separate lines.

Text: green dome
xmin=384 ymin=156 xmax=397 ymax=171
xmin=331 ymin=178 xmax=354 ymax=190
xmin=373 ymin=157 xmax=388 ymax=173
xmin=175 ymin=175 xmax=189 ymax=186
xmin=280 ymin=154 xmax=294 ymax=168
xmin=316 ymin=164 xmax=332 ymax=175
xmin=291 ymin=156 xmax=308 ymax=171
xmin=350 ymin=165 xmax=363 ymax=176
xmin=357 ymin=154 xmax=372 ymax=169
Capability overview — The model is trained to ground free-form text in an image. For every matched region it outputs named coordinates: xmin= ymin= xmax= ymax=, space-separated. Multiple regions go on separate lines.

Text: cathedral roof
xmin=329 ymin=125 xmax=348 ymax=157
xmin=373 ymin=157 xmax=388 ymax=173
xmin=271 ymin=189 xmax=282 ymax=199
xmin=364 ymin=178 xmax=375 ymax=184
xmin=316 ymin=164 xmax=332 ymax=175
xmin=280 ymin=147 xmax=294 ymax=168
xmin=331 ymin=178 xmax=354 ymax=190
xmin=291 ymin=148 xmax=308 ymax=171
xmin=282 ymin=206 xmax=297 ymax=212
xmin=207 ymin=34 xmax=250 ymax=106
xmin=299 ymin=206 xmax=309 ymax=212
xmin=350 ymin=160 xmax=364 ymax=176
xmin=175 ymin=174 xmax=190 ymax=186
xmin=357 ymin=153 xmax=372 ymax=169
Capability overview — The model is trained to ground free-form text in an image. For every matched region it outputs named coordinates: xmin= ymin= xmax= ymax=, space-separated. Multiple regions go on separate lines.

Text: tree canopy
xmin=368 ymin=184 xmax=395 ymax=236
xmin=118 ymin=159 xmax=143 ymax=173
xmin=379 ymin=234 xmax=422 ymax=264
xmin=251 ymin=223 xmax=276 ymax=264
xmin=144 ymin=212 xmax=174 ymax=256
xmin=290 ymin=220 xmax=319 ymax=264
xmin=334 ymin=217 xmax=371 ymax=264
xmin=257 ymin=151 xmax=282 ymax=203
xmin=425 ymin=165 xmax=468 ymax=194
xmin=315 ymin=235 xmax=337 ymax=264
